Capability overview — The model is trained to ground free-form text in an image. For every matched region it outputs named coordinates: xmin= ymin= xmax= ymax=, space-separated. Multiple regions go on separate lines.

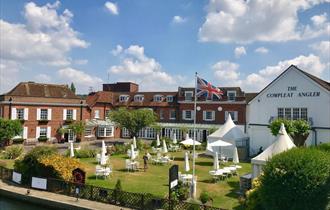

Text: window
xmin=183 ymin=110 xmax=193 ymax=120
xmin=278 ymin=108 xmax=284 ymax=119
xmin=68 ymin=129 xmax=75 ymax=142
xmin=154 ymin=95 xmax=163 ymax=102
xmin=39 ymin=127 xmax=47 ymax=138
xmin=66 ymin=109 xmax=73 ymax=120
xmin=184 ymin=91 xmax=193 ymax=101
xmin=159 ymin=110 xmax=164 ymax=119
xmin=301 ymin=108 xmax=308 ymax=121
xmin=105 ymin=110 xmax=111 ymax=119
xmin=225 ymin=111 xmax=238 ymax=121
xmin=166 ymin=95 xmax=174 ymax=102
xmin=119 ymin=95 xmax=129 ymax=102
xmin=293 ymin=108 xmax=300 ymax=120
xmin=277 ymin=108 xmax=308 ymax=121
xmin=94 ymin=110 xmax=100 ymax=119
xmin=98 ymin=126 xmax=113 ymax=137
xmin=227 ymin=91 xmax=236 ymax=101
xmin=40 ymin=109 xmax=48 ymax=120
xmin=285 ymin=108 xmax=292 ymax=119
xmin=134 ymin=95 xmax=144 ymax=102
xmin=169 ymin=110 xmax=176 ymax=120
xmin=84 ymin=128 xmax=92 ymax=137
xmin=17 ymin=108 xmax=24 ymax=120
xmin=203 ymin=111 xmax=215 ymax=121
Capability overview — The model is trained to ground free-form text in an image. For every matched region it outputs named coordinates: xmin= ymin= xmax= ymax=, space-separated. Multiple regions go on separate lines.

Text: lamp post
xmin=8 ymin=97 xmax=12 ymax=119
xmin=80 ymin=101 xmax=83 ymax=121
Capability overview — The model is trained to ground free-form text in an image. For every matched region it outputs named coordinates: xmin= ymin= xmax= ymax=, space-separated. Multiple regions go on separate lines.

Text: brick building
xmin=0 ymin=82 xmax=88 ymax=143
xmin=86 ymin=82 xmax=248 ymax=142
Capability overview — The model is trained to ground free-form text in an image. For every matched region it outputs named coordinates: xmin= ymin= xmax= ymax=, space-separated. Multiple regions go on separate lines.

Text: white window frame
xmin=84 ymin=127 xmax=93 ymax=137
xmin=184 ymin=91 xmax=193 ymax=101
xmin=39 ymin=127 xmax=47 ymax=138
xmin=119 ymin=95 xmax=129 ymax=102
xmin=94 ymin=110 xmax=100 ymax=119
xmin=159 ymin=110 xmax=164 ymax=120
xmin=40 ymin=109 xmax=48 ymax=120
xmin=225 ymin=111 xmax=238 ymax=122
xmin=66 ymin=109 xmax=73 ymax=120
xmin=16 ymin=108 xmax=24 ymax=120
xmin=203 ymin=110 xmax=215 ymax=121
xmin=166 ymin=95 xmax=174 ymax=102
xmin=134 ymin=95 xmax=144 ymax=102
xmin=97 ymin=126 xmax=114 ymax=137
xmin=227 ymin=91 xmax=236 ymax=101
xmin=182 ymin=110 xmax=194 ymax=120
xmin=169 ymin=110 xmax=176 ymax=120
xmin=105 ymin=110 xmax=111 ymax=119
xmin=154 ymin=95 xmax=163 ymax=102
xmin=278 ymin=108 xmax=284 ymax=119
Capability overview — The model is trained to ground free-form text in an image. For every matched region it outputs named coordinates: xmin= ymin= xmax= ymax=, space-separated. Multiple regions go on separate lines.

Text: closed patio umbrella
xmin=213 ymin=152 xmax=219 ymax=170
xmin=102 ymin=140 xmax=107 ymax=156
xmin=100 ymin=150 xmax=107 ymax=165
xmin=70 ymin=142 xmax=74 ymax=158
xmin=162 ymin=139 xmax=168 ymax=153
xmin=172 ymin=133 xmax=177 ymax=144
xmin=133 ymin=136 xmax=137 ymax=149
xmin=184 ymin=152 xmax=190 ymax=172
xmin=156 ymin=134 xmax=160 ymax=147
xmin=130 ymin=144 xmax=136 ymax=160
xmin=233 ymin=147 xmax=239 ymax=164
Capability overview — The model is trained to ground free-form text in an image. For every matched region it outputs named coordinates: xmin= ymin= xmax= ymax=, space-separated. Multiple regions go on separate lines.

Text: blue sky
xmin=0 ymin=0 xmax=329 ymax=93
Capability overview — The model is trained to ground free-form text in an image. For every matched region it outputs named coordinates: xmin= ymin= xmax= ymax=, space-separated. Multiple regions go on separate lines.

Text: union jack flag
xmin=196 ymin=77 xmax=223 ymax=100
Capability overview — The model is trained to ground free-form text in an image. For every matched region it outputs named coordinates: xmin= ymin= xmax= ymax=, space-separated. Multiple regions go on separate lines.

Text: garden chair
xmin=125 ymin=159 xmax=132 ymax=172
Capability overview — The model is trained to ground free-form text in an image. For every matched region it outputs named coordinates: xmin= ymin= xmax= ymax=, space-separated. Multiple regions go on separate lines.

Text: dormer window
xmin=134 ymin=95 xmax=144 ymax=102
xmin=154 ymin=95 xmax=163 ymax=102
xmin=227 ymin=91 xmax=236 ymax=101
xmin=119 ymin=95 xmax=129 ymax=102
xmin=166 ymin=95 xmax=174 ymax=102
xmin=184 ymin=91 xmax=193 ymax=101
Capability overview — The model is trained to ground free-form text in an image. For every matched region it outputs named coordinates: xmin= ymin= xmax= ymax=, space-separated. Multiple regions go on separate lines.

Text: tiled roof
xmin=297 ymin=67 xmax=330 ymax=91
xmin=245 ymin=93 xmax=258 ymax=103
xmin=4 ymin=82 xmax=79 ymax=99
xmin=86 ymin=91 xmax=114 ymax=107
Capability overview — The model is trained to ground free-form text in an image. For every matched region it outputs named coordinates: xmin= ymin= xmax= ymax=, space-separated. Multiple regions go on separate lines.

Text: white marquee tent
xmin=206 ymin=114 xmax=248 ymax=158
xmin=251 ymin=123 xmax=296 ymax=178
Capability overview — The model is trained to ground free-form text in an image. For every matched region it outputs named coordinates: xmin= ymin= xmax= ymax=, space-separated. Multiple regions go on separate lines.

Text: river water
xmin=0 ymin=196 xmax=53 ymax=210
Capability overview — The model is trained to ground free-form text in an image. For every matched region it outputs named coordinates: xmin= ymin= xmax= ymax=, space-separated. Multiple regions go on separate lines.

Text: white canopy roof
xmin=208 ymin=114 xmax=247 ymax=141
xmin=251 ymin=124 xmax=296 ymax=165
xmin=180 ymin=138 xmax=202 ymax=146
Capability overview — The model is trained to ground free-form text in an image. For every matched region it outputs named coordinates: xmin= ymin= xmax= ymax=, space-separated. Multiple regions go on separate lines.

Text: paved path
xmin=0 ymin=180 xmax=132 ymax=210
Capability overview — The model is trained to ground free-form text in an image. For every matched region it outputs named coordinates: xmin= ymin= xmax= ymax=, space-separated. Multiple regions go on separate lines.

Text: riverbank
xmin=0 ymin=180 xmax=131 ymax=210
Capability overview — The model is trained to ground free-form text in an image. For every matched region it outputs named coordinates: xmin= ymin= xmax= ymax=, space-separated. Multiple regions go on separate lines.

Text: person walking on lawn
xmin=143 ymin=153 xmax=149 ymax=172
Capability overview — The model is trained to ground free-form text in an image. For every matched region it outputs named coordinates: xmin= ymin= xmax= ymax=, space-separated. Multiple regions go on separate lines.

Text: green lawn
xmin=80 ymin=151 xmax=251 ymax=210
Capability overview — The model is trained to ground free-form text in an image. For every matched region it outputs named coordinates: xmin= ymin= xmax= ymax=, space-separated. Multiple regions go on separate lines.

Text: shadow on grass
xmin=174 ymin=157 xmax=184 ymax=161
xmin=199 ymin=178 xmax=216 ymax=184
xmin=195 ymin=161 xmax=212 ymax=167
xmin=225 ymin=181 xmax=240 ymax=199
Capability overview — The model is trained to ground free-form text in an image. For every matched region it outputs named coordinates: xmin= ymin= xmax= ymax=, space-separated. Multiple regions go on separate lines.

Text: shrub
xmin=316 ymin=142 xmax=330 ymax=153
xmin=2 ymin=145 xmax=24 ymax=159
xmin=110 ymin=144 xmax=130 ymax=155
xmin=245 ymin=178 xmax=264 ymax=210
xmin=75 ymin=148 xmax=97 ymax=158
xmin=38 ymin=137 xmax=48 ymax=142
xmin=12 ymin=138 xmax=24 ymax=144
xmin=259 ymin=148 xmax=330 ymax=210
xmin=14 ymin=146 xmax=57 ymax=184
xmin=199 ymin=191 xmax=210 ymax=204
xmin=38 ymin=154 xmax=83 ymax=181
xmin=115 ymin=179 xmax=123 ymax=191
xmin=171 ymin=181 xmax=190 ymax=201
xmin=151 ymin=139 xmax=157 ymax=147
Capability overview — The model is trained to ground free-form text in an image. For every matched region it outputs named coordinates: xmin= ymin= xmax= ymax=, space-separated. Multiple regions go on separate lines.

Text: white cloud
xmin=199 ymin=0 xmax=330 ymax=43
xmin=311 ymin=41 xmax=330 ymax=59
xmin=0 ymin=59 xmax=20 ymax=93
xmin=255 ymin=47 xmax=269 ymax=54
xmin=111 ymin=45 xmax=123 ymax=56
xmin=311 ymin=13 xmax=328 ymax=26
xmin=172 ymin=16 xmax=186 ymax=24
xmin=213 ymin=54 xmax=327 ymax=91
xmin=105 ymin=2 xmax=119 ymax=15
xmin=213 ymin=60 xmax=240 ymax=82
xmin=234 ymin=46 xmax=246 ymax=58
xmin=34 ymin=74 xmax=52 ymax=83
xmin=0 ymin=2 xmax=88 ymax=66
xmin=108 ymin=45 xmax=185 ymax=91
xmin=58 ymin=67 xmax=103 ymax=93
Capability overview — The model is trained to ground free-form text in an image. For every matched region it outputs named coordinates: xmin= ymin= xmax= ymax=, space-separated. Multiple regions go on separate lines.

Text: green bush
xmin=151 ymin=139 xmax=157 ymax=147
xmin=75 ymin=148 xmax=97 ymax=158
xmin=259 ymin=148 xmax=330 ymax=210
xmin=14 ymin=146 xmax=57 ymax=184
xmin=12 ymin=138 xmax=25 ymax=144
xmin=171 ymin=181 xmax=190 ymax=201
xmin=199 ymin=191 xmax=210 ymax=204
xmin=316 ymin=142 xmax=330 ymax=153
xmin=245 ymin=178 xmax=264 ymax=210
xmin=38 ymin=137 xmax=49 ymax=142
xmin=2 ymin=145 xmax=24 ymax=159
xmin=110 ymin=144 xmax=130 ymax=155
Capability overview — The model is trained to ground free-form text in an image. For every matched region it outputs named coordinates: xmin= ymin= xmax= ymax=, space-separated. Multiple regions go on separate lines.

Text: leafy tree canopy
xmin=109 ymin=108 xmax=157 ymax=137
xmin=0 ymin=119 xmax=22 ymax=143
xmin=70 ymin=82 xmax=76 ymax=94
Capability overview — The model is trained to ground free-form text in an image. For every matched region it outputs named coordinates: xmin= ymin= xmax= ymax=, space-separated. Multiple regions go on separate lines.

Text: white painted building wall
xmin=247 ymin=66 xmax=330 ymax=155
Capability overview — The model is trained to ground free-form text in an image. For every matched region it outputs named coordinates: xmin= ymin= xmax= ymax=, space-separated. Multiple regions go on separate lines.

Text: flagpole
xmin=192 ymin=72 xmax=197 ymax=199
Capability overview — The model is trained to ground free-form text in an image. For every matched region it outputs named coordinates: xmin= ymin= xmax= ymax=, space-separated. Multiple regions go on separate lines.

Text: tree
xmin=109 ymin=108 xmax=157 ymax=138
xmin=68 ymin=121 xmax=85 ymax=142
xmin=269 ymin=118 xmax=311 ymax=146
xmin=70 ymin=82 xmax=76 ymax=94
xmin=0 ymin=119 xmax=23 ymax=145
